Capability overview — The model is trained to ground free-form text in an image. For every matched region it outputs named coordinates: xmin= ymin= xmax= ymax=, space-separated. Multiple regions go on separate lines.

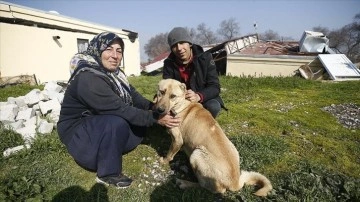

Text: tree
xmin=259 ymin=29 xmax=280 ymax=41
xmin=144 ymin=14 xmax=360 ymax=64
xmin=217 ymin=17 xmax=240 ymax=41
xmin=144 ymin=33 xmax=168 ymax=60
xmin=312 ymin=25 xmax=330 ymax=36
xmin=328 ymin=12 xmax=360 ymax=63
xmin=185 ymin=27 xmax=199 ymax=45
xmin=196 ymin=23 xmax=218 ymax=45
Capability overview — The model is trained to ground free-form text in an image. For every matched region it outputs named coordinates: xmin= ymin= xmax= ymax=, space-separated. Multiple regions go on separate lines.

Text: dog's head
xmin=154 ymin=79 xmax=187 ymax=116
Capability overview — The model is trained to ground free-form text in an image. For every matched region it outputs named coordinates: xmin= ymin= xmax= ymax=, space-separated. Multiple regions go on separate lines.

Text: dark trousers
xmin=66 ymin=115 xmax=145 ymax=177
xmin=203 ymin=99 xmax=221 ymax=118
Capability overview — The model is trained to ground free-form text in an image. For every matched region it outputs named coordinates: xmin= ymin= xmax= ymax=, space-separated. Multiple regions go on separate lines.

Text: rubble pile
xmin=322 ymin=103 xmax=360 ymax=129
xmin=0 ymin=81 xmax=65 ymax=156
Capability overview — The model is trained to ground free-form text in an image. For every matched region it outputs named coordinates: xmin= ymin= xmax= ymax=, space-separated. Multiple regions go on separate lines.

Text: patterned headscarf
xmin=86 ymin=32 xmax=124 ymax=66
xmin=69 ymin=32 xmax=132 ymax=105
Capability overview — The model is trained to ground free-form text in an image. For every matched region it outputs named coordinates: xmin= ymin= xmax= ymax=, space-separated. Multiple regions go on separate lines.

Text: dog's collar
xmin=170 ymin=100 xmax=191 ymax=117
xmin=170 ymin=110 xmax=177 ymax=117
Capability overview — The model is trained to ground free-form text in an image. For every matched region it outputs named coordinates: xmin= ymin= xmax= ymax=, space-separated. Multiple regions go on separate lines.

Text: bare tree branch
xmin=217 ymin=17 xmax=240 ymax=41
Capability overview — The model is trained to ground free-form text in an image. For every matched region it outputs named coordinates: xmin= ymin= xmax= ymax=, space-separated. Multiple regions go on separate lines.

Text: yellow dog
xmin=154 ymin=79 xmax=272 ymax=196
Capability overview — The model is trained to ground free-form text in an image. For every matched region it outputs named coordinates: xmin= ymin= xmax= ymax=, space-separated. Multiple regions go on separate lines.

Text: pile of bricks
xmin=0 ymin=81 xmax=65 ymax=157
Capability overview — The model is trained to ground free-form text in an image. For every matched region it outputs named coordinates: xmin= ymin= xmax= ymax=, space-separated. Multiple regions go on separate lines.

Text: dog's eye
xmin=160 ymin=90 xmax=165 ymax=95
xmin=170 ymin=94 xmax=176 ymax=99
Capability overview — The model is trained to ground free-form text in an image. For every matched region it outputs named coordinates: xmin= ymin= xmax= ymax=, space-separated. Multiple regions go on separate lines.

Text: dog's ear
xmin=153 ymin=94 xmax=158 ymax=103
xmin=180 ymin=83 xmax=186 ymax=93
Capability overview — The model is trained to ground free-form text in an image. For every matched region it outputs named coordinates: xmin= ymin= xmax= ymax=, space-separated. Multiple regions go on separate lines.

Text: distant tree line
xmin=144 ymin=14 xmax=360 ymax=64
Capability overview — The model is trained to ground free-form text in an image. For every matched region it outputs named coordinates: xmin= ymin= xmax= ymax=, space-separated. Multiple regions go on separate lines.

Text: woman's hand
xmin=157 ymin=114 xmax=180 ymax=128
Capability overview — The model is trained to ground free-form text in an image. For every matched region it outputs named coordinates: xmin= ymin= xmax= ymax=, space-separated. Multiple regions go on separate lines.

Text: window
xmin=77 ymin=39 xmax=89 ymax=53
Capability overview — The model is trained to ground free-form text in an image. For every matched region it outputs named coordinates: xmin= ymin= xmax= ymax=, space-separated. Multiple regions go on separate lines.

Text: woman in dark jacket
xmin=163 ymin=27 xmax=226 ymax=118
xmin=57 ymin=32 xmax=179 ymax=189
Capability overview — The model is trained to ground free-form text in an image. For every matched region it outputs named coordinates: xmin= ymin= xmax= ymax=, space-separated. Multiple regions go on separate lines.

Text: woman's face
xmin=101 ymin=40 xmax=123 ymax=71
xmin=171 ymin=42 xmax=192 ymax=64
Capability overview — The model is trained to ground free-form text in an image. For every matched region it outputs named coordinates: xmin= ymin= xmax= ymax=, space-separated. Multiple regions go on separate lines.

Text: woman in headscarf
xmin=57 ymin=32 xmax=179 ymax=188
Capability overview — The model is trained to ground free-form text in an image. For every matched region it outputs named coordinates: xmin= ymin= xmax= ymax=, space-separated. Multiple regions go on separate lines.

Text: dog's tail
xmin=239 ymin=170 xmax=272 ymax=197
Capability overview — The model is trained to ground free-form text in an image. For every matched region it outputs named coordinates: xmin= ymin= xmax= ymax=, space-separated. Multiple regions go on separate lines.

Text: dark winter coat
xmin=162 ymin=44 xmax=226 ymax=109
xmin=57 ymin=68 xmax=158 ymax=144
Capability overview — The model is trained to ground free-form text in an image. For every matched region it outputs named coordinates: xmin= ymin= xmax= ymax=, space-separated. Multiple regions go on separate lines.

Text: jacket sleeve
xmin=196 ymin=52 xmax=220 ymax=102
xmin=76 ymin=72 xmax=158 ymax=127
xmin=130 ymin=84 xmax=154 ymax=110
xmin=162 ymin=59 xmax=175 ymax=79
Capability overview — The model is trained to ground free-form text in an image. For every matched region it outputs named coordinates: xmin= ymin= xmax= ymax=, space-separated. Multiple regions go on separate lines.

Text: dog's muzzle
xmin=156 ymin=106 xmax=166 ymax=115
xmin=155 ymin=106 xmax=177 ymax=117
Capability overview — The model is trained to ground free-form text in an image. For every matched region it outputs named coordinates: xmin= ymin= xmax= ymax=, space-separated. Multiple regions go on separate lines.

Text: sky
xmin=5 ymin=0 xmax=360 ymax=61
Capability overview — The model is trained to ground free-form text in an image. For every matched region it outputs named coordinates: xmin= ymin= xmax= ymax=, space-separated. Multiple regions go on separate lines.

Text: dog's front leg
xmin=160 ymin=127 xmax=183 ymax=164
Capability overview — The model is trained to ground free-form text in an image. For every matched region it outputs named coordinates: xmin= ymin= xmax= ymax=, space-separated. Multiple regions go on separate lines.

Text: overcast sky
xmin=5 ymin=0 xmax=360 ymax=61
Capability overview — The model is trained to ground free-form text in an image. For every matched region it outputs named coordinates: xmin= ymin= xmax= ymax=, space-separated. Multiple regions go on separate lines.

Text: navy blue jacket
xmin=57 ymin=69 xmax=158 ymax=144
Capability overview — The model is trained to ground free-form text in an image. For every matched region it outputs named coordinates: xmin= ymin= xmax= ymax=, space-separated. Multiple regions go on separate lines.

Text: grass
xmin=0 ymin=75 xmax=359 ymax=201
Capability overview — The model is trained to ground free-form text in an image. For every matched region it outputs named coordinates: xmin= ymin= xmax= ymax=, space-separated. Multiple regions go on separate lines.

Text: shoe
xmin=95 ymin=174 xmax=133 ymax=189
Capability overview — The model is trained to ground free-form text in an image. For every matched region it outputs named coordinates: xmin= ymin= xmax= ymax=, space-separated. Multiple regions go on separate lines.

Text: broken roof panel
xmin=318 ymin=54 xmax=360 ymax=80
xmin=299 ymin=31 xmax=329 ymax=53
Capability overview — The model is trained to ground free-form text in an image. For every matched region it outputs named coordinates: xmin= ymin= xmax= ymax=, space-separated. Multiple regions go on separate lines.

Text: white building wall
xmin=0 ymin=2 xmax=140 ymax=83
xmin=226 ymin=55 xmax=316 ymax=77
xmin=123 ymin=37 xmax=141 ymax=76
xmin=0 ymin=23 xmax=93 ymax=83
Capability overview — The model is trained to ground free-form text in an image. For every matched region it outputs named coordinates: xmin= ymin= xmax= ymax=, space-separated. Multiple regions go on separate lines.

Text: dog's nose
xmin=156 ymin=107 xmax=165 ymax=114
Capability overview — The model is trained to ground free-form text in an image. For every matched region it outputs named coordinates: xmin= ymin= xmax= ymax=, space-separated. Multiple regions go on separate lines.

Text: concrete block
xmin=3 ymin=145 xmax=25 ymax=157
xmin=8 ymin=96 xmax=27 ymax=107
xmin=43 ymin=91 xmax=64 ymax=103
xmin=38 ymin=99 xmax=61 ymax=115
xmin=16 ymin=125 xmax=37 ymax=143
xmin=38 ymin=120 xmax=54 ymax=134
xmin=24 ymin=116 xmax=38 ymax=127
xmin=0 ymin=104 xmax=19 ymax=124
xmin=24 ymin=89 xmax=48 ymax=106
xmin=44 ymin=81 xmax=63 ymax=93
xmin=16 ymin=108 xmax=35 ymax=121
xmin=5 ymin=120 xmax=25 ymax=130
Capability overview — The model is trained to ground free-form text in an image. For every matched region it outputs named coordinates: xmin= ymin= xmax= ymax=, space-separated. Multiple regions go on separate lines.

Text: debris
xmin=298 ymin=54 xmax=360 ymax=81
xmin=299 ymin=31 xmax=329 ymax=53
xmin=322 ymin=103 xmax=360 ymax=129
xmin=0 ymin=74 xmax=38 ymax=87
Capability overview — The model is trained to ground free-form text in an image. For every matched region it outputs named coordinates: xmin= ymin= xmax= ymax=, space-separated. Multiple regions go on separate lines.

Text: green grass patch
xmin=0 ymin=76 xmax=359 ymax=201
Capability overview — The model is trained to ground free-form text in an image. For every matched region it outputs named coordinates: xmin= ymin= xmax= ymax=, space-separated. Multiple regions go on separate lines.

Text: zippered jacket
xmin=163 ymin=44 xmax=226 ymax=109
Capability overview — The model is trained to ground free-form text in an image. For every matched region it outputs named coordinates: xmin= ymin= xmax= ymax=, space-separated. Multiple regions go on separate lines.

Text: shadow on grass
xmin=140 ymin=125 xmax=262 ymax=201
xmin=141 ymin=125 xmax=223 ymax=201
xmin=142 ymin=125 xmax=171 ymax=157
xmin=52 ymin=183 xmax=109 ymax=202
xmin=149 ymin=178 xmax=223 ymax=202
xmin=142 ymin=125 xmax=198 ymax=180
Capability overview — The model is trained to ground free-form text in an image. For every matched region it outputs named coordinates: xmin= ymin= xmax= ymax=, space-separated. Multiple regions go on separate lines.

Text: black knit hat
xmin=167 ymin=27 xmax=192 ymax=48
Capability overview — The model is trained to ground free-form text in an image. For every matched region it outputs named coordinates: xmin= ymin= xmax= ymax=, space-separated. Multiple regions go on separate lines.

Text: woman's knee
xmin=102 ymin=115 xmax=129 ymax=128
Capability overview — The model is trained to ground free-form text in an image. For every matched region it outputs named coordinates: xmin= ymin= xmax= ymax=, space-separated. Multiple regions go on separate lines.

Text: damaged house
xmin=206 ymin=31 xmax=360 ymax=81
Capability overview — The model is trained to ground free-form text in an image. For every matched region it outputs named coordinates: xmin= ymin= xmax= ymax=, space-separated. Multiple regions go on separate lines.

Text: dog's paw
xmin=176 ymin=178 xmax=192 ymax=189
xmin=159 ymin=157 xmax=169 ymax=164
xmin=175 ymin=178 xmax=185 ymax=189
